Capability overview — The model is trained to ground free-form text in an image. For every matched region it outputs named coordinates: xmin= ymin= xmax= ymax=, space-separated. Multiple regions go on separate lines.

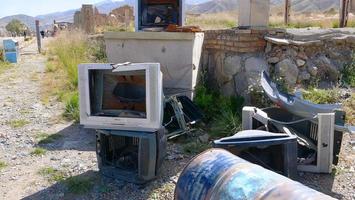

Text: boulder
xmin=313 ymin=55 xmax=340 ymax=82
xmin=223 ymin=55 xmax=242 ymax=77
xmin=275 ymin=59 xmax=299 ymax=87
xmin=245 ymin=57 xmax=269 ymax=73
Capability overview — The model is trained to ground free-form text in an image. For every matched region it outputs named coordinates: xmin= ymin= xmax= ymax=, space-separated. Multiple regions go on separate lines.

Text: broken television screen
xmin=141 ymin=1 xmax=180 ymax=27
xmin=89 ymin=69 xmax=147 ymax=119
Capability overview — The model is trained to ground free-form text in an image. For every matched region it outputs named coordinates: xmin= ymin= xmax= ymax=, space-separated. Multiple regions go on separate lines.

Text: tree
xmin=5 ymin=19 xmax=27 ymax=36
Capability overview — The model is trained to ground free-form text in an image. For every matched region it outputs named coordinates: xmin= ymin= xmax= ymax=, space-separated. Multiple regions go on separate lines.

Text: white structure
xmin=104 ymin=31 xmax=204 ymax=99
xmin=78 ymin=63 xmax=163 ymax=132
xmin=238 ymin=0 xmax=270 ymax=28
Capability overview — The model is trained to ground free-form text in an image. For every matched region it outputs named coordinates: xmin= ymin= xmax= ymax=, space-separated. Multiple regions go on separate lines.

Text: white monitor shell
xmin=78 ymin=63 xmax=163 ymax=132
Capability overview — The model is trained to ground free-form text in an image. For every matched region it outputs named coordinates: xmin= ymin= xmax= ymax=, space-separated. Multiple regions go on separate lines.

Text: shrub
xmin=303 ymin=88 xmax=341 ymax=104
xmin=31 ymin=147 xmax=47 ymax=156
xmin=342 ymin=54 xmax=355 ymax=87
xmin=194 ymin=85 xmax=244 ymax=138
xmin=64 ymin=176 xmax=94 ymax=194
xmin=38 ymin=167 xmax=65 ymax=182
xmin=63 ymin=92 xmax=80 ymax=122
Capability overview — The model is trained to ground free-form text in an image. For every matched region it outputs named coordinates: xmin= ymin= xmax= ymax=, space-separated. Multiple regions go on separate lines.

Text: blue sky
xmin=0 ymin=0 xmax=120 ymax=18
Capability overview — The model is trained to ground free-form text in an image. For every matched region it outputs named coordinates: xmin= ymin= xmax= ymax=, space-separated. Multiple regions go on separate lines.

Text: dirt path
xmin=0 ymin=40 xmax=98 ymax=199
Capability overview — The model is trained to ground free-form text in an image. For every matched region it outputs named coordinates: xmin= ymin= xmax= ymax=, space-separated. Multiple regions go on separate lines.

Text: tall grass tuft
xmin=44 ymin=31 xmax=106 ymax=122
xmin=48 ymin=31 xmax=89 ymax=89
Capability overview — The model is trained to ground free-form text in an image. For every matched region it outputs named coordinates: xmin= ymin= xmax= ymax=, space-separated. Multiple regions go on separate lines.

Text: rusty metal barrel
xmin=174 ymin=149 xmax=334 ymax=200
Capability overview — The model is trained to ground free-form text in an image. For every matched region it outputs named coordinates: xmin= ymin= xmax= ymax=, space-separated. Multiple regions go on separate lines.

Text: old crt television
xmin=78 ymin=63 xmax=163 ymax=131
xmin=135 ymin=0 xmax=185 ymax=31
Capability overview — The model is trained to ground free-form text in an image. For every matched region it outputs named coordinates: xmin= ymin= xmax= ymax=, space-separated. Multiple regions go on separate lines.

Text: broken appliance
xmin=135 ymin=0 xmax=185 ymax=31
xmin=96 ymin=129 xmax=166 ymax=184
xmin=79 ymin=63 xmax=167 ymax=183
xmin=78 ymin=63 xmax=163 ymax=131
xmin=213 ymin=129 xmax=298 ymax=179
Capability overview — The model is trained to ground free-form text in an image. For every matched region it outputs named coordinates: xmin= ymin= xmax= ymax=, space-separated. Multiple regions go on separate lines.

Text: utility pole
xmin=35 ymin=20 xmax=41 ymax=53
xmin=284 ymin=0 xmax=291 ymax=25
xmin=340 ymin=0 xmax=350 ymax=28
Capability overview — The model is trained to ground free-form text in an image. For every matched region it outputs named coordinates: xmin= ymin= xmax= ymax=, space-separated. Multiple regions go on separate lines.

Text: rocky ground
xmin=0 ymin=39 xmax=354 ymax=200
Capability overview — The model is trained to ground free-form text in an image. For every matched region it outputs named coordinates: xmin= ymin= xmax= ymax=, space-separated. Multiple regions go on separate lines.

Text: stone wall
xmin=201 ymin=28 xmax=355 ymax=101
xmin=265 ymin=29 xmax=355 ymax=89
xmin=201 ymin=28 xmax=282 ymax=102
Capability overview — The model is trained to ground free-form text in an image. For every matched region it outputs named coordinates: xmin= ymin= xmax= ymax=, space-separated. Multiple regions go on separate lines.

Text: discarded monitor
xmin=213 ymin=129 xmax=298 ymax=179
xmin=96 ymin=129 xmax=167 ymax=184
xmin=78 ymin=63 xmax=163 ymax=131
xmin=135 ymin=0 xmax=185 ymax=31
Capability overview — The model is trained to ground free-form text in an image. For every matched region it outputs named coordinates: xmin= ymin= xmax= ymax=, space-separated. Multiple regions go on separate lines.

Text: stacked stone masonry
xmin=201 ymin=28 xmax=355 ymax=101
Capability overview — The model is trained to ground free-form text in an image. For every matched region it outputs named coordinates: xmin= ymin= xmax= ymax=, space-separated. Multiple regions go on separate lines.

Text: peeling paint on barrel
xmin=174 ymin=149 xmax=335 ymax=200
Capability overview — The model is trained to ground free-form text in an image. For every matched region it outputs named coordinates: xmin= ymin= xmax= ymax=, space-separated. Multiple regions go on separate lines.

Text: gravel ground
xmin=0 ymin=39 xmax=354 ymax=200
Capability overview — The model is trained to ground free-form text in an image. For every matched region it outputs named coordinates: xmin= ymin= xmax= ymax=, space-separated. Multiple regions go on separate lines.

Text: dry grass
xmin=186 ymin=10 xmax=355 ymax=30
xmin=186 ymin=12 xmax=237 ymax=30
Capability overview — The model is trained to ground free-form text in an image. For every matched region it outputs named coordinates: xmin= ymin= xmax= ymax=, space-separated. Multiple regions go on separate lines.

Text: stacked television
xmin=78 ymin=63 xmax=166 ymax=183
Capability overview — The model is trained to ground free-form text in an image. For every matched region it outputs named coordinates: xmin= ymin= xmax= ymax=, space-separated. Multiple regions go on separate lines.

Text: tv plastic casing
xmin=78 ymin=63 xmax=163 ymax=132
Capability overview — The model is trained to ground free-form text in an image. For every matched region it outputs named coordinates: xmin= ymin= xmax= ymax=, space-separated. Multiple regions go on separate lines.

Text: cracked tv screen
xmin=89 ymin=69 xmax=147 ymax=119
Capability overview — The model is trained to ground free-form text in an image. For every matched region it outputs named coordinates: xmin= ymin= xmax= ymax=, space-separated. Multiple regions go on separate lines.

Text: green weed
xmin=342 ymin=54 xmax=355 ymax=87
xmin=0 ymin=161 xmax=7 ymax=170
xmin=38 ymin=167 xmax=65 ymax=182
xmin=64 ymin=176 xmax=95 ymax=194
xmin=7 ymin=119 xmax=30 ymax=128
xmin=36 ymin=132 xmax=63 ymax=144
xmin=30 ymin=147 xmax=47 ymax=156
xmin=303 ymin=88 xmax=341 ymax=104
xmin=63 ymin=92 xmax=80 ymax=122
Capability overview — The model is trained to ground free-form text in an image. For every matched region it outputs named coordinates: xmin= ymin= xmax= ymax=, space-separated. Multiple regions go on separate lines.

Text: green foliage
xmin=30 ymin=147 xmax=47 ymax=156
xmin=7 ymin=119 xmax=29 ymax=128
xmin=342 ymin=54 xmax=355 ymax=87
xmin=303 ymin=88 xmax=340 ymax=104
xmin=49 ymin=32 xmax=89 ymax=89
xmin=0 ymin=161 xmax=7 ymax=170
xmin=343 ymin=93 xmax=355 ymax=124
xmin=38 ymin=167 xmax=65 ymax=182
xmin=194 ymin=85 xmax=244 ymax=138
xmin=210 ymin=110 xmax=241 ymax=138
xmin=183 ymin=142 xmax=210 ymax=155
xmin=36 ymin=132 xmax=63 ymax=144
xmin=5 ymin=19 xmax=27 ymax=35
xmin=63 ymin=92 xmax=80 ymax=122
xmin=64 ymin=176 xmax=94 ymax=194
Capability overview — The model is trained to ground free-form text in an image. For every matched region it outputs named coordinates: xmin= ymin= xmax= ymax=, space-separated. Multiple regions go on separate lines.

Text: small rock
xmin=275 ymin=59 xmax=299 ymax=87
xmin=307 ymin=63 xmax=318 ymax=76
xmin=267 ymin=57 xmax=280 ymax=64
xmin=297 ymin=52 xmax=308 ymax=60
xmin=296 ymin=59 xmax=306 ymax=67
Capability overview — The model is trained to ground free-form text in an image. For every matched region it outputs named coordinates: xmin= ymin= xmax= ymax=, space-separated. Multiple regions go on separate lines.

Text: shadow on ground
xmin=22 ymin=158 xmax=183 ymax=200
xmin=37 ymin=124 xmax=96 ymax=152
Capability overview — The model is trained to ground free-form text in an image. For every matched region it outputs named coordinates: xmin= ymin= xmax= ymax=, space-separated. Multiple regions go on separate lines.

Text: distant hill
xmin=188 ymin=0 xmax=238 ymax=14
